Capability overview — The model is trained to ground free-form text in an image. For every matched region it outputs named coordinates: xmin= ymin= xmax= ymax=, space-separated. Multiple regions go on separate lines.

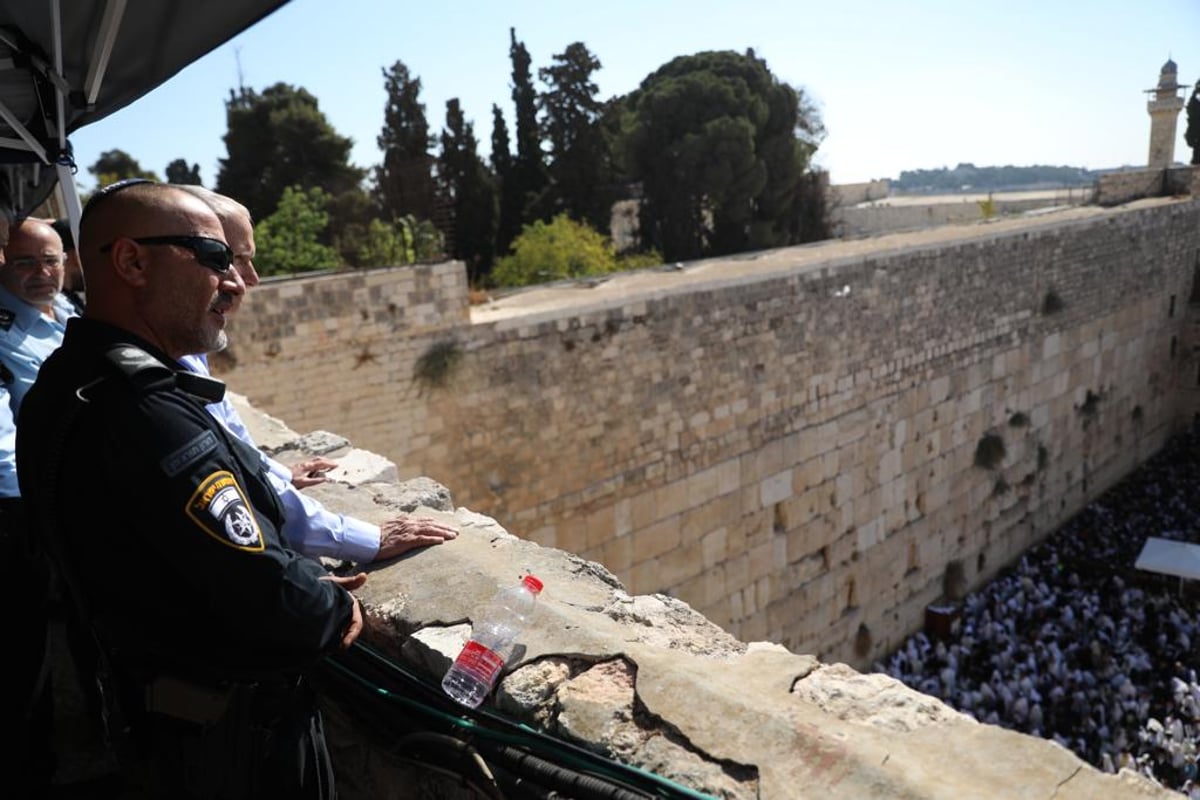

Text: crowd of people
xmin=876 ymin=433 xmax=1200 ymax=795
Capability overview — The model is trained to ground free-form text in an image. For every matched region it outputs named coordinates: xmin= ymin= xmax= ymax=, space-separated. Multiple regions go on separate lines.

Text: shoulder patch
xmin=0 ymin=309 xmax=14 ymax=331
xmin=185 ymin=471 xmax=264 ymax=551
xmin=160 ymin=430 xmax=219 ymax=477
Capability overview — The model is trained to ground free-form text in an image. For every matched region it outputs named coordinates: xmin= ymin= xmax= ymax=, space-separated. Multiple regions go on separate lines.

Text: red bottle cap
xmin=522 ymin=575 xmax=544 ymax=594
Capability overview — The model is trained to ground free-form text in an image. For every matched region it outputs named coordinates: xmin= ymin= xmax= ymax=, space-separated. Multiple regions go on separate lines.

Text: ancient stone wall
xmin=1166 ymin=164 xmax=1200 ymax=195
xmin=831 ymin=191 xmax=1092 ymax=237
xmin=234 ymin=405 xmax=1173 ymax=800
xmin=218 ymin=198 xmax=1200 ymax=667
xmin=828 ymin=179 xmax=891 ymax=207
xmin=1097 ymin=168 xmax=1166 ymax=206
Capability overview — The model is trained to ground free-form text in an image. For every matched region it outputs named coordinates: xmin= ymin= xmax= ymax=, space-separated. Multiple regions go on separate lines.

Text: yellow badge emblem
xmin=186 ymin=471 xmax=264 ymax=551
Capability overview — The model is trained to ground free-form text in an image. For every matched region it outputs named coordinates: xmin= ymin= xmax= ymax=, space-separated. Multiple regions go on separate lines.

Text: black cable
xmin=478 ymin=742 xmax=653 ymax=800
xmin=394 ymin=732 xmax=505 ymax=800
xmin=319 ymin=642 xmax=714 ymax=799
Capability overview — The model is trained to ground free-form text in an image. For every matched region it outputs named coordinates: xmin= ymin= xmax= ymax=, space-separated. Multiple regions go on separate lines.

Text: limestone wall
xmin=229 ymin=409 xmax=1172 ymax=800
xmin=828 ymin=179 xmax=891 ymax=207
xmin=1097 ymin=168 xmax=1166 ymax=206
xmin=831 ymin=192 xmax=1092 ymax=237
xmin=218 ymin=198 xmax=1200 ymax=667
xmin=1166 ymin=165 xmax=1200 ymax=195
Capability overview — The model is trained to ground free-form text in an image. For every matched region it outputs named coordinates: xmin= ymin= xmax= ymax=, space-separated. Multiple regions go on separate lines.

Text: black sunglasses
xmin=100 ymin=235 xmax=235 ymax=274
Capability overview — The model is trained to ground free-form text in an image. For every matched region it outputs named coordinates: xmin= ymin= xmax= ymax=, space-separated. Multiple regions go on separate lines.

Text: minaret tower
xmin=1146 ymin=58 xmax=1185 ymax=168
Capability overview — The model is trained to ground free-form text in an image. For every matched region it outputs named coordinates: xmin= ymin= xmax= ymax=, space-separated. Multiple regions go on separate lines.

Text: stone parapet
xmin=250 ymin=405 xmax=1176 ymax=800
xmin=1096 ymin=168 xmax=1166 ymax=205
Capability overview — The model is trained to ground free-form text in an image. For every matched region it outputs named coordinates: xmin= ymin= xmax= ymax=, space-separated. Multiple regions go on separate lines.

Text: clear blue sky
xmin=68 ymin=0 xmax=1200 ymax=192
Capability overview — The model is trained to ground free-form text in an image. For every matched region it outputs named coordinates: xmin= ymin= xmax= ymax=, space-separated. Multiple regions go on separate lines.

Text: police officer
xmin=18 ymin=180 xmax=361 ymax=799
xmin=0 ymin=201 xmax=60 ymax=799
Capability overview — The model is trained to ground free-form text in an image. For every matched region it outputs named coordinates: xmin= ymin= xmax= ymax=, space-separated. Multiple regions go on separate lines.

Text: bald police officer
xmin=18 ymin=181 xmax=360 ymax=799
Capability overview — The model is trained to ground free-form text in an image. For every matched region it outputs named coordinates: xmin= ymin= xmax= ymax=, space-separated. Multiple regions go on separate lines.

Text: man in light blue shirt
xmin=176 ymin=185 xmax=457 ymax=563
xmin=0 ymin=218 xmax=79 ymax=498
xmin=0 ymin=214 xmax=63 ymax=795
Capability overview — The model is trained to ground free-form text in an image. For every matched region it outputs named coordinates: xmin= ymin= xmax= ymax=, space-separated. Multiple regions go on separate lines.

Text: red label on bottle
xmin=455 ymin=640 xmax=505 ymax=680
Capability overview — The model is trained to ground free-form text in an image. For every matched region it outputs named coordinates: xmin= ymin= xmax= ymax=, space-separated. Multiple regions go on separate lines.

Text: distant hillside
xmin=893 ymin=163 xmax=1099 ymax=194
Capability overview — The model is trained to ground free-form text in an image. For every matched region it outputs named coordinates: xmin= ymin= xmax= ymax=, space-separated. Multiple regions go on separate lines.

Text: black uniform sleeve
xmin=86 ymin=384 xmax=353 ymax=670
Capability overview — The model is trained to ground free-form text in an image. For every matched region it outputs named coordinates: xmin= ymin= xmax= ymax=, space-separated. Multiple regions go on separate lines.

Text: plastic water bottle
xmin=442 ymin=574 xmax=544 ymax=708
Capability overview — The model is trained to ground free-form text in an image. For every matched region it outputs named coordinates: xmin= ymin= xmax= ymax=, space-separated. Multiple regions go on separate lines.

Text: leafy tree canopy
xmin=165 ymin=158 xmax=203 ymax=185
xmin=375 ymin=60 xmax=436 ymax=221
xmin=491 ymin=213 xmax=615 ymax=287
xmin=538 ymin=42 xmax=618 ymax=232
xmin=621 ymin=49 xmax=825 ymax=262
xmin=508 ymin=28 xmax=547 ymax=228
xmin=355 ymin=215 xmax=444 ymax=268
xmin=216 ymin=83 xmax=365 ymax=223
xmin=439 ymin=98 xmax=497 ymax=282
xmin=89 ymin=149 xmax=159 ymax=187
xmin=253 ymin=185 xmax=339 ymax=276
xmin=491 ymin=103 xmax=522 ymax=256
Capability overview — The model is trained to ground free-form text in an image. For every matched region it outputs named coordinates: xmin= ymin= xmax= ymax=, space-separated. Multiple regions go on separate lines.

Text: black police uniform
xmin=18 ymin=317 xmax=354 ymax=800
xmin=0 ymin=488 xmax=55 ymax=799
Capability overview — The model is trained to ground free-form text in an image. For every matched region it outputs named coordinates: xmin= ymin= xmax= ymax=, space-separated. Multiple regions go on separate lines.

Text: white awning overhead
xmin=0 ymin=0 xmax=290 ymax=225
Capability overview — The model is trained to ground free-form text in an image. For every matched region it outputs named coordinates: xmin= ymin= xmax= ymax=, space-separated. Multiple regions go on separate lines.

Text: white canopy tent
xmin=0 ymin=0 xmax=289 ymax=236
xmin=1134 ymin=536 xmax=1200 ymax=594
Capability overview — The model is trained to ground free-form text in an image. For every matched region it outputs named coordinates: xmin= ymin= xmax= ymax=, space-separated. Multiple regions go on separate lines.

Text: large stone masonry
xmin=218 ymin=197 xmax=1200 ymax=670
xmin=235 ymin=396 xmax=1176 ymax=800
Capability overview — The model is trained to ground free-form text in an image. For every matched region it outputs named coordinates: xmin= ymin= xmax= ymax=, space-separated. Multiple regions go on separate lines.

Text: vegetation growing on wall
xmin=974 ymin=433 xmax=1007 ymax=470
xmin=413 ymin=340 xmax=463 ymax=389
xmin=1078 ymin=389 xmax=1102 ymax=418
xmin=1041 ymin=289 xmax=1065 ymax=315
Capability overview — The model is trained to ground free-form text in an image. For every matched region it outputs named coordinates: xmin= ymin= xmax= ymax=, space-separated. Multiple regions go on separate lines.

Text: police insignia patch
xmin=161 ymin=431 xmax=218 ymax=477
xmin=186 ymin=471 xmax=264 ymax=551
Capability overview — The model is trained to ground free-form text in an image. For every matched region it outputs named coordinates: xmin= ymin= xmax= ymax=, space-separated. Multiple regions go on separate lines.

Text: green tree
xmin=356 ymin=217 xmax=415 ymax=267
xmin=538 ymin=42 xmax=618 ymax=233
xmin=621 ymin=49 xmax=828 ymax=262
xmin=509 ymin=28 xmax=546 ymax=228
xmin=352 ymin=215 xmax=445 ymax=267
xmin=1186 ymin=81 xmax=1200 ymax=166
xmin=491 ymin=104 xmax=522 ymax=257
xmin=165 ymin=158 xmax=203 ymax=185
xmin=438 ymin=99 xmax=497 ymax=283
xmin=374 ymin=61 xmax=437 ymax=221
xmin=89 ymin=149 xmax=159 ymax=187
xmin=253 ymin=185 xmax=339 ymax=275
xmin=325 ymin=187 xmax=377 ymax=268
xmin=491 ymin=213 xmax=616 ymax=287
xmin=216 ymin=83 xmax=365 ymax=223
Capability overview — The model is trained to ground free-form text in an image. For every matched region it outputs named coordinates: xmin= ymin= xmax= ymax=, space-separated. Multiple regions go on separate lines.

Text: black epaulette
xmin=176 ymin=371 xmax=226 ymax=403
xmin=103 ymin=345 xmax=177 ymax=393
xmin=101 ymin=345 xmax=227 ymax=403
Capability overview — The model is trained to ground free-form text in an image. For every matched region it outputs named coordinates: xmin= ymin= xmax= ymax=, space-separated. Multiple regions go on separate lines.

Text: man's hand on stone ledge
xmin=375 ymin=516 xmax=459 ymax=561
xmin=290 ymin=456 xmax=339 ymax=489
xmin=320 ymin=571 xmax=367 ymax=648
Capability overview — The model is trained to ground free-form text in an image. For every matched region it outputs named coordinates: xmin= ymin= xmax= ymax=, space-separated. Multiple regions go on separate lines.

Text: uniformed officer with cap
xmin=17 ymin=180 xmax=362 ymax=799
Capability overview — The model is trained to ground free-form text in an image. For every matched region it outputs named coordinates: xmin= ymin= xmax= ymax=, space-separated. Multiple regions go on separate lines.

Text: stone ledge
xmin=241 ymin=397 xmax=1178 ymax=799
